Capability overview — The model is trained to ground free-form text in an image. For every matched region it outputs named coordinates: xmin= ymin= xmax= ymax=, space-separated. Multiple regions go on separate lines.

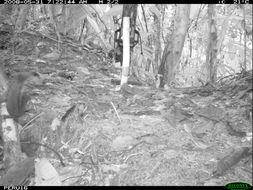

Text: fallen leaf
xmin=111 ymin=136 xmax=136 ymax=151
xmin=35 ymin=158 xmax=61 ymax=186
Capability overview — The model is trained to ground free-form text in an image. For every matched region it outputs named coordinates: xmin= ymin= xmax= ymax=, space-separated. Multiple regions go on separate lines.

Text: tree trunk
xmin=121 ymin=4 xmax=138 ymax=85
xmin=158 ymin=4 xmax=190 ymax=88
xmin=153 ymin=4 xmax=162 ymax=74
xmin=205 ymin=4 xmax=218 ymax=83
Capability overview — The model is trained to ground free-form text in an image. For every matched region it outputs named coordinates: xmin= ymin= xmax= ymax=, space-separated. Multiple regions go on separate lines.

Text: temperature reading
xmin=233 ymin=0 xmax=250 ymax=3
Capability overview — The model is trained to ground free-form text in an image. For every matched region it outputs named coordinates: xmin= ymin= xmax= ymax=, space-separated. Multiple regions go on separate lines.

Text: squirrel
xmin=4 ymin=72 xmax=66 ymax=166
xmin=6 ymin=72 xmax=41 ymax=121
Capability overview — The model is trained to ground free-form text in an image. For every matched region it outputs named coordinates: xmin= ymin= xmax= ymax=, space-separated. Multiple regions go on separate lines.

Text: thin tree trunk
xmin=206 ymin=4 xmax=218 ymax=83
xmin=154 ymin=4 xmax=162 ymax=74
xmin=158 ymin=4 xmax=190 ymax=87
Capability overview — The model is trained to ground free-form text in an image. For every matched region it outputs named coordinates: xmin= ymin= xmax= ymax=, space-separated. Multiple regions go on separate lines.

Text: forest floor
xmin=15 ymin=55 xmax=251 ymax=186
xmin=1 ymin=33 xmax=252 ymax=186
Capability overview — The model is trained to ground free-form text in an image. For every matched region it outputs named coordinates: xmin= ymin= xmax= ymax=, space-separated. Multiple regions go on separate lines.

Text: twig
xmin=110 ymin=101 xmax=121 ymax=123
xmin=20 ymin=112 xmax=43 ymax=134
